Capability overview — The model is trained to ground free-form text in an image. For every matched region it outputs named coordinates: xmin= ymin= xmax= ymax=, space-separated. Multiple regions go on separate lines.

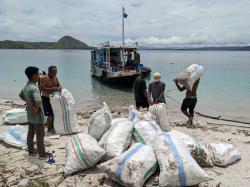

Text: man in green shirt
xmin=19 ymin=66 xmax=47 ymax=159
xmin=134 ymin=71 xmax=149 ymax=110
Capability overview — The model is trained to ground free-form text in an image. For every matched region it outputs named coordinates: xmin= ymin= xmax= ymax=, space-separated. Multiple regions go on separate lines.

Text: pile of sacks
xmin=63 ymin=103 xmax=241 ymax=187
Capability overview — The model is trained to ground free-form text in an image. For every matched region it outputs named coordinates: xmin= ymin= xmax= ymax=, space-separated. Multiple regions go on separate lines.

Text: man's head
xmin=153 ymin=72 xmax=161 ymax=82
xmin=25 ymin=66 xmax=39 ymax=82
xmin=140 ymin=71 xmax=147 ymax=79
xmin=48 ymin=66 xmax=57 ymax=78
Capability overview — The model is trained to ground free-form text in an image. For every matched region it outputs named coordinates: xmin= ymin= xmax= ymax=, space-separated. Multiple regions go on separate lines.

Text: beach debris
xmin=88 ymin=102 xmax=112 ymax=141
xmin=49 ymin=134 xmax=60 ymax=139
xmin=50 ymin=92 xmax=79 ymax=135
xmin=99 ymin=118 xmax=133 ymax=160
xmin=207 ymin=142 xmax=241 ymax=166
xmin=170 ymin=130 xmax=214 ymax=167
xmin=64 ymin=133 xmax=105 ymax=176
xmin=153 ymin=132 xmax=211 ymax=186
xmin=98 ymin=143 xmax=157 ymax=187
xmin=3 ymin=108 xmax=28 ymax=124
xmin=18 ymin=178 xmax=30 ymax=186
xmin=98 ymin=175 xmax=105 ymax=185
xmin=149 ymin=103 xmax=171 ymax=131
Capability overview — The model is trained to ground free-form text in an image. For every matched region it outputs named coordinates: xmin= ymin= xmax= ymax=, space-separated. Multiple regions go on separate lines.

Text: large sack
xmin=154 ymin=132 xmax=211 ymax=187
xmin=176 ymin=64 xmax=204 ymax=91
xmin=208 ymin=142 xmax=241 ymax=167
xmin=64 ymin=133 xmax=105 ymax=175
xmin=61 ymin=89 xmax=75 ymax=105
xmin=134 ymin=120 xmax=161 ymax=145
xmin=128 ymin=105 xmax=156 ymax=122
xmin=0 ymin=124 xmax=27 ymax=148
xmin=3 ymin=108 xmax=28 ymax=124
xmin=170 ymin=130 xmax=213 ymax=167
xmin=50 ymin=94 xmax=79 ymax=135
xmin=98 ymin=143 xmax=158 ymax=187
xmin=99 ymin=119 xmax=133 ymax=159
xmin=149 ymin=103 xmax=171 ymax=132
xmin=88 ymin=102 xmax=112 ymax=141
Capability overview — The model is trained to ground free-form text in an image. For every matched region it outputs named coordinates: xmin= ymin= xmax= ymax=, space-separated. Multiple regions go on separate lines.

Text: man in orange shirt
xmin=39 ymin=66 xmax=62 ymax=133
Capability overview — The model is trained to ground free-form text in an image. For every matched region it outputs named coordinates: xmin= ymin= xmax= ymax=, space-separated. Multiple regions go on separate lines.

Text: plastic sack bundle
xmin=88 ymin=102 xmax=112 ymax=141
xmin=3 ymin=108 xmax=28 ymax=124
xmin=154 ymin=132 xmax=211 ymax=187
xmin=61 ymin=89 xmax=75 ymax=105
xmin=99 ymin=119 xmax=133 ymax=160
xmin=64 ymin=133 xmax=105 ymax=175
xmin=170 ymin=130 xmax=213 ymax=167
xmin=134 ymin=120 xmax=161 ymax=145
xmin=98 ymin=143 xmax=158 ymax=187
xmin=175 ymin=64 xmax=204 ymax=91
xmin=128 ymin=105 xmax=156 ymax=122
xmin=0 ymin=124 xmax=27 ymax=148
xmin=208 ymin=142 xmax=241 ymax=167
xmin=149 ymin=103 xmax=171 ymax=132
xmin=50 ymin=93 xmax=79 ymax=135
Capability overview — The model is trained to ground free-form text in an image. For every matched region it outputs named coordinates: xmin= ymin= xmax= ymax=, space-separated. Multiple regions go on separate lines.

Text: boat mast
xmin=122 ymin=6 xmax=125 ymax=69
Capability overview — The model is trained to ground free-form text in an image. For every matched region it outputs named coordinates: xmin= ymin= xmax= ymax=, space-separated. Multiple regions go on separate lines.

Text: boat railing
xmin=98 ymin=41 xmax=110 ymax=48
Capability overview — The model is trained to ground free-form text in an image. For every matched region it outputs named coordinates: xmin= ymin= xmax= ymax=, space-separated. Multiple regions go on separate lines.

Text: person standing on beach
xmin=39 ymin=66 xmax=62 ymax=133
xmin=148 ymin=72 xmax=166 ymax=105
xmin=174 ymin=78 xmax=200 ymax=126
xmin=19 ymin=66 xmax=47 ymax=159
xmin=134 ymin=71 xmax=149 ymax=110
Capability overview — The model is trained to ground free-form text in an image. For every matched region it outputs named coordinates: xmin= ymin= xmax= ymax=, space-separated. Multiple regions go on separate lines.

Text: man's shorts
xmin=181 ymin=97 xmax=197 ymax=115
xmin=41 ymin=96 xmax=54 ymax=116
xmin=136 ymin=101 xmax=149 ymax=109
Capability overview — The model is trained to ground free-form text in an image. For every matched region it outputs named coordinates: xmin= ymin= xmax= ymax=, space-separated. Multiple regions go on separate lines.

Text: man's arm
xmin=174 ymin=80 xmax=186 ymax=92
xmin=31 ymin=88 xmax=42 ymax=114
xmin=19 ymin=90 xmax=25 ymax=101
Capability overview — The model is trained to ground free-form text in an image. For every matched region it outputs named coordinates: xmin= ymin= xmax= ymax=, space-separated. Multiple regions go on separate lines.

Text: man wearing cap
xmin=148 ymin=72 xmax=166 ymax=105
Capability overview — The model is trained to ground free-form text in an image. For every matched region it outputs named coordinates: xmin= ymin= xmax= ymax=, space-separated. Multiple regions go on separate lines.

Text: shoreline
xmin=0 ymin=98 xmax=250 ymax=186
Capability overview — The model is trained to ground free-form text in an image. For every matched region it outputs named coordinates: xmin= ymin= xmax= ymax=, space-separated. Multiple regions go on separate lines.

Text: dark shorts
xmin=136 ymin=101 xmax=149 ymax=109
xmin=181 ymin=97 xmax=197 ymax=115
xmin=41 ymin=96 xmax=54 ymax=116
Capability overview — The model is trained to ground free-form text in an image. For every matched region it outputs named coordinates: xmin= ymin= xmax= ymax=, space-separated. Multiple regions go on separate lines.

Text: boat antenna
xmin=122 ymin=6 xmax=125 ymax=48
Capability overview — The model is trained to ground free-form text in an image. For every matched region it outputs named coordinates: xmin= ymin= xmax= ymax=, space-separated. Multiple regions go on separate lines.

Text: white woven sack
xmin=176 ymin=64 xmax=204 ymax=91
xmin=149 ymin=103 xmax=170 ymax=132
xmin=3 ymin=108 xmax=28 ymax=124
xmin=88 ymin=102 xmax=112 ymax=140
xmin=208 ymin=142 xmax=241 ymax=167
xmin=134 ymin=120 xmax=161 ymax=145
xmin=154 ymin=132 xmax=211 ymax=187
xmin=98 ymin=143 xmax=158 ymax=187
xmin=170 ymin=130 xmax=213 ymax=167
xmin=50 ymin=94 xmax=79 ymax=135
xmin=64 ymin=133 xmax=105 ymax=175
xmin=99 ymin=119 xmax=133 ymax=160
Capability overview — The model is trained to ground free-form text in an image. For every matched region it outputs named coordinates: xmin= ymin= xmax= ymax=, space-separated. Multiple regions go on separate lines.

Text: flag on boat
xmin=123 ymin=12 xmax=128 ymax=18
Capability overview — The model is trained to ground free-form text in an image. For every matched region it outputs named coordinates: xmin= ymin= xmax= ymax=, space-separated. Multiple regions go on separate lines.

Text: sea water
xmin=0 ymin=49 xmax=249 ymax=122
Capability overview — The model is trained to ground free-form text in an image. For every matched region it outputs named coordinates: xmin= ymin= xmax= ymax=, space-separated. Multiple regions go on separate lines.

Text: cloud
xmin=0 ymin=0 xmax=249 ymax=46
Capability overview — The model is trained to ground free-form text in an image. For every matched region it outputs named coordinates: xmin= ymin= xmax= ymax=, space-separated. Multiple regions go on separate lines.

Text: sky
xmin=0 ymin=0 xmax=250 ymax=47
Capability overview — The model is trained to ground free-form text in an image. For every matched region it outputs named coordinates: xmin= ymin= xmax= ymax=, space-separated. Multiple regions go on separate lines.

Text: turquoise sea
xmin=0 ymin=49 xmax=249 ymax=122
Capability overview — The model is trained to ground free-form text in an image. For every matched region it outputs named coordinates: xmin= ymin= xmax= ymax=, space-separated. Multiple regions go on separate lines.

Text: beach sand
xmin=0 ymin=98 xmax=250 ymax=187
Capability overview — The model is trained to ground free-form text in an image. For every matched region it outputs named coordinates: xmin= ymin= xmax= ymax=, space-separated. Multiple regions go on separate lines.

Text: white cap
xmin=153 ymin=72 xmax=161 ymax=80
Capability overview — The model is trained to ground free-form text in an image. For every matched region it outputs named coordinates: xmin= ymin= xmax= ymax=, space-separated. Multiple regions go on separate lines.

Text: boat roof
xmin=94 ymin=41 xmax=138 ymax=50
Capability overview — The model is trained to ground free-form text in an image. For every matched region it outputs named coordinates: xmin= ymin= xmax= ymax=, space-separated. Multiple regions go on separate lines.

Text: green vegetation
xmin=0 ymin=36 xmax=94 ymax=49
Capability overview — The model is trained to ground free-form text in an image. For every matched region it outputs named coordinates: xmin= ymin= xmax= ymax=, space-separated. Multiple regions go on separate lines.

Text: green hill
xmin=0 ymin=36 xmax=94 ymax=49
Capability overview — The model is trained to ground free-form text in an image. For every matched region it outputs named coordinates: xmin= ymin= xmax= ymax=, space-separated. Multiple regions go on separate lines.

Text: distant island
xmin=0 ymin=36 xmax=250 ymax=51
xmin=0 ymin=36 xmax=95 ymax=49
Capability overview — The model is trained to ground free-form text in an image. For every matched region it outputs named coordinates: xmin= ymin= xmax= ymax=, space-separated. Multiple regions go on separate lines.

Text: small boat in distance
xmin=90 ymin=7 xmax=151 ymax=87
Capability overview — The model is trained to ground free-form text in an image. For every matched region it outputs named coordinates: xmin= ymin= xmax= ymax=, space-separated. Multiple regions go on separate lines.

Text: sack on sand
xmin=176 ymin=64 xmax=204 ymax=91
xmin=61 ymin=89 xmax=75 ymax=105
xmin=98 ymin=143 xmax=158 ymax=187
xmin=154 ymin=132 xmax=211 ymax=187
xmin=88 ymin=102 xmax=112 ymax=141
xmin=50 ymin=94 xmax=79 ymax=135
xmin=128 ymin=105 xmax=156 ymax=122
xmin=3 ymin=108 xmax=28 ymax=124
xmin=149 ymin=103 xmax=171 ymax=132
xmin=99 ymin=119 xmax=133 ymax=159
xmin=170 ymin=130 xmax=213 ymax=167
xmin=64 ymin=133 xmax=105 ymax=175
xmin=0 ymin=124 xmax=27 ymax=148
xmin=134 ymin=120 xmax=161 ymax=145
xmin=208 ymin=142 xmax=241 ymax=167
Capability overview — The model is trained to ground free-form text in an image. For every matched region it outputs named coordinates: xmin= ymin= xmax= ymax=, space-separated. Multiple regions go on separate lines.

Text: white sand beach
xmin=0 ymin=98 xmax=250 ymax=187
